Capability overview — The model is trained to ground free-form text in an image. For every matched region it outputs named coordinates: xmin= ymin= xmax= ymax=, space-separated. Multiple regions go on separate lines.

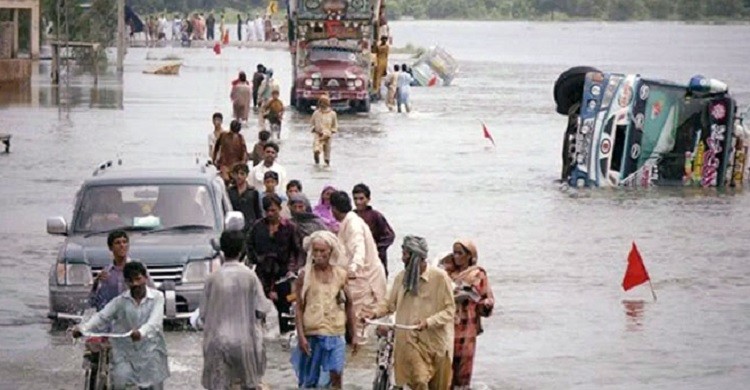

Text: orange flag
xmin=482 ymin=122 xmax=496 ymax=147
xmin=622 ymin=242 xmax=651 ymax=291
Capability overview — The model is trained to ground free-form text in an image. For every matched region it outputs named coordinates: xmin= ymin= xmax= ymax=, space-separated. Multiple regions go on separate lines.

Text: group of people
xmin=72 ymin=215 xmax=494 ymax=389
xmin=229 ymin=66 xmax=282 ymax=132
xmin=374 ymin=36 xmax=416 ymax=113
xmin=222 ymin=72 xmax=339 ymax=168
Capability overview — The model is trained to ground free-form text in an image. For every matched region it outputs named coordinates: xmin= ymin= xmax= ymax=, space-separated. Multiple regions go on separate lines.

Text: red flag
xmin=427 ymin=75 xmax=438 ymax=87
xmin=482 ymin=122 xmax=496 ymax=146
xmin=622 ymin=242 xmax=651 ymax=291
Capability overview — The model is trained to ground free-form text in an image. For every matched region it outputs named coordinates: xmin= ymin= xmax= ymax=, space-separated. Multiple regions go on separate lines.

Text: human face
xmin=401 ymin=248 xmax=411 ymax=266
xmin=110 ymin=237 xmax=129 ymax=261
xmin=291 ymin=202 xmax=306 ymax=214
xmin=322 ymin=188 xmax=334 ymax=203
xmin=287 ymin=186 xmax=300 ymax=197
xmin=264 ymin=147 xmax=277 ymax=164
xmin=265 ymin=203 xmax=280 ymax=221
xmin=311 ymin=240 xmax=332 ymax=267
xmin=126 ymin=273 xmax=148 ymax=300
xmin=353 ymin=192 xmax=369 ymax=211
xmin=452 ymin=243 xmax=471 ymax=268
xmin=232 ymin=170 xmax=248 ymax=185
xmin=264 ymin=178 xmax=278 ymax=193
xmin=213 ymin=117 xmax=222 ymax=127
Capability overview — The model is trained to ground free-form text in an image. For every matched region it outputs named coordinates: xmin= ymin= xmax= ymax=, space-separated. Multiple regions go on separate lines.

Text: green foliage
xmin=383 ymin=0 xmax=749 ymax=20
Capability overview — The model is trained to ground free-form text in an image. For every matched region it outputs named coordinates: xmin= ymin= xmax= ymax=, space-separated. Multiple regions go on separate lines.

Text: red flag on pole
xmin=622 ymin=242 xmax=651 ymax=291
xmin=482 ymin=122 xmax=496 ymax=147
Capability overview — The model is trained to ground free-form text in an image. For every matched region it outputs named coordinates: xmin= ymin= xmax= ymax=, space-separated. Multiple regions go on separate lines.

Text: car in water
xmin=554 ymin=67 xmax=749 ymax=188
xmin=46 ymin=161 xmax=244 ymax=323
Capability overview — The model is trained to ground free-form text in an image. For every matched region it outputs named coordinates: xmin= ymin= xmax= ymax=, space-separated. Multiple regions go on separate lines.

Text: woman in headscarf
xmin=313 ymin=185 xmax=339 ymax=233
xmin=291 ymin=231 xmax=355 ymax=389
xmin=442 ymin=239 xmax=495 ymax=389
xmin=289 ymin=194 xmax=328 ymax=238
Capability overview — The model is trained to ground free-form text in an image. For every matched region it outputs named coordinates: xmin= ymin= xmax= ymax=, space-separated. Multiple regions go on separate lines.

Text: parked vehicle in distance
xmin=47 ymin=161 xmax=244 ymax=325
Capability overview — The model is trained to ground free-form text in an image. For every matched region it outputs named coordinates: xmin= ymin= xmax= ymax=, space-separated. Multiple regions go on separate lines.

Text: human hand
xmin=298 ymin=335 xmax=311 ymax=356
xmin=414 ymin=319 xmax=428 ymax=331
xmin=130 ymin=329 xmax=142 ymax=342
xmin=269 ymin=291 xmax=278 ymax=301
xmin=97 ymin=270 xmax=109 ymax=282
xmin=376 ymin=325 xmax=389 ymax=338
xmin=70 ymin=326 xmax=83 ymax=339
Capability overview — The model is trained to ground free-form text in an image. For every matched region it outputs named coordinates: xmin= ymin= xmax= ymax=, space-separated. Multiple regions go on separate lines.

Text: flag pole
xmin=647 ymin=279 xmax=657 ymax=302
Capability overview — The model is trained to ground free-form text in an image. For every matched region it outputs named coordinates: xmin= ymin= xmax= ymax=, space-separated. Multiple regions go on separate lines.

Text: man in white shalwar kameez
xmin=254 ymin=15 xmax=265 ymax=42
xmin=200 ymin=230 xmax=273 ymax=390
xmin=329 ymin=191 xmax=387 ymax=344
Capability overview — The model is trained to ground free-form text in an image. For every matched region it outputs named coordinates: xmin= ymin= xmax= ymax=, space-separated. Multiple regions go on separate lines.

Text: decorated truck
xmin=555 ymin=67 xmax=749 ymax=188
xmin=288 ymin=0 xmax=385 ymax=113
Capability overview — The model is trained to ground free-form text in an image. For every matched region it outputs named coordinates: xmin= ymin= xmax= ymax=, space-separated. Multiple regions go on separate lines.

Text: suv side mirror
xmin=47 ymin=216 xmax=68 ymax=235
xmin=224 ymin=211 xmax=245 ymax=232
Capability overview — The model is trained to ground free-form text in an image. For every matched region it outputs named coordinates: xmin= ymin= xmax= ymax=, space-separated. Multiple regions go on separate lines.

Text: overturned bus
xmin=555 ymin=67 xmax=749 ymax=188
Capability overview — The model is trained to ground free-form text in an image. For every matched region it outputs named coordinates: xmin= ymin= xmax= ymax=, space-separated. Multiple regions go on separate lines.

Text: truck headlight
xmin=354 ymin=79 xmax=363 ymax=87
xmin=56 ymin=263 xmax=93 ymax=285
xmin=304 ymin=78 xmax=313 ymax=87
xmin=347 ymin=79 xmax=355 ymax=87
xmin=183 ymin=257 xmax=221 ymax=283
xmin=312 ymin=79 xmax=321 ymax=88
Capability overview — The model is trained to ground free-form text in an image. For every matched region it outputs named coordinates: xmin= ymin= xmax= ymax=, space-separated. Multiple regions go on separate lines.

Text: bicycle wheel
xmin=372 ymin=369 xmax=390 ymax=390
xmin=94 ymin=348 xmax=109 ymax=390
xmin=83 ymin=368 xmax=94 ymax=390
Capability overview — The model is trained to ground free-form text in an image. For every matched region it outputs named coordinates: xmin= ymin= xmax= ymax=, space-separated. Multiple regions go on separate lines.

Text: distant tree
xmin=678 ymin=0 xmax=705 ymax=19
xmin=706 ymin=0 xmax=744 ymax=17
xmin=649 ymin=0 xmax=676 ymax=19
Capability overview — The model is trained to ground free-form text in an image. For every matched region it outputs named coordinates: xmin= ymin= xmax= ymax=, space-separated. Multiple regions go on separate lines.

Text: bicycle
xmin=276 ymin=273 xmax=298 ymax=350
xmin=363 ymin=318 xmax=419 ymax=390
xmin=52 ymin=312 xmax=132 ymax=390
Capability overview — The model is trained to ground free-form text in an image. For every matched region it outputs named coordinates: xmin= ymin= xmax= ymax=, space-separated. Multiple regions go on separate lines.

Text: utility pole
xmin=116 ymin=0 xmax=124 ymax=73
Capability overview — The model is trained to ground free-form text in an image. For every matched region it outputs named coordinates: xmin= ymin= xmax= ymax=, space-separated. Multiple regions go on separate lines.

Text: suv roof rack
xmin=92 ymin=159 xmax=123 ymax=176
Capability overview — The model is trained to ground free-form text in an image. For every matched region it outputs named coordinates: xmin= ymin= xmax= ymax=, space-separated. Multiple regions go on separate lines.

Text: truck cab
xmin=46 ymin=162 xmax=243 ymax=323
xmin=293 ymin=43 xmax=370 ymax=113
xmin=289 ymin=0 xmax=384 ymax=113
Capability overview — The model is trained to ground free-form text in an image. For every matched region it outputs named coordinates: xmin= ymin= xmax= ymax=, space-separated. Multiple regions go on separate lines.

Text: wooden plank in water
xmin=0 ymin=133 xmax=10 ymax=153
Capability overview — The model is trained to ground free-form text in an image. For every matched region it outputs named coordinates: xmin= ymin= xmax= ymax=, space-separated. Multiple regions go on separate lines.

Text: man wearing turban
xmin=363 ymin=235 xmax=456 ymax=390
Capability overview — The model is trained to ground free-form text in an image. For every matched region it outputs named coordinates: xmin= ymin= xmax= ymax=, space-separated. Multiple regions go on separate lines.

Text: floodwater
xmin=2 ymin=21 xmax=750 ymax=389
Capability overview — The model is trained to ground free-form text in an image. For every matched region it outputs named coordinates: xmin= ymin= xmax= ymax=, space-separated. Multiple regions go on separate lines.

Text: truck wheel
xmin=554 ymin=66 xmax=600 ymax=115
xmin=296 ymin=99 xmax=312 ymax=114
xmin=359 ymin=98 xmax=371 ymax=113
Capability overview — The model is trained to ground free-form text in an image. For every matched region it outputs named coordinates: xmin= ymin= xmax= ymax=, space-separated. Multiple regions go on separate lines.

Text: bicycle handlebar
xmin=49 ymin=312 xmax=84 ymax=322
xmin=364 ymin=318 xmax=419 ymax=330
xmin=81 ymin=330 xmax=133 ymax=339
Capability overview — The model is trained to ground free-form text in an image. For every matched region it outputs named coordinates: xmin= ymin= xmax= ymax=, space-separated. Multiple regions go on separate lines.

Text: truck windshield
xmin=309 ymin=47 xmax=357 ymax=63
xmin=74 ymin=184 xmax=218 ymax=233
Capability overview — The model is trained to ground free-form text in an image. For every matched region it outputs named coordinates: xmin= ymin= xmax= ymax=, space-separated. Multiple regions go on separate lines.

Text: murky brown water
xmin=2 ymin=21 xmax=750 ymax=389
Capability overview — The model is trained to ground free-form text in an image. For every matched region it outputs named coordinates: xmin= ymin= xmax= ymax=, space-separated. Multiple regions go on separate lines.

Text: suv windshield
xmin=74 ymin=184 xmax=218 ymax=233
xmin=309 ymin=47 xmax=357 ymax=63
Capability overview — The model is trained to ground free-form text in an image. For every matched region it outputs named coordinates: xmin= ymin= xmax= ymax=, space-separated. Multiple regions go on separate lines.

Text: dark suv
xmin=46 ymin=162 xmax=243 ymax=322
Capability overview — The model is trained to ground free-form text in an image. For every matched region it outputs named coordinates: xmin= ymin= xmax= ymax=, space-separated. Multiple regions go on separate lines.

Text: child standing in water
xmin=310 ymin=95 xmax=338 ymax=167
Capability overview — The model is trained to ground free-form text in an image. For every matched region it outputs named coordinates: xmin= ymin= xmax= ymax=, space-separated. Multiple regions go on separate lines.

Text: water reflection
xmin=0 ymin=62 xmax=124 ymax=109
xmin=622 ymin=299 xmax=647 ymax=332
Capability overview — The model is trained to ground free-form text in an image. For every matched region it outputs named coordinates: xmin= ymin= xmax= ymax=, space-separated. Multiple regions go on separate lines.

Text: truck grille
xmin=92 ymin=264 xmax=184 ymax=284
xmin=324 ymin=78 xmax=346 ymax=89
